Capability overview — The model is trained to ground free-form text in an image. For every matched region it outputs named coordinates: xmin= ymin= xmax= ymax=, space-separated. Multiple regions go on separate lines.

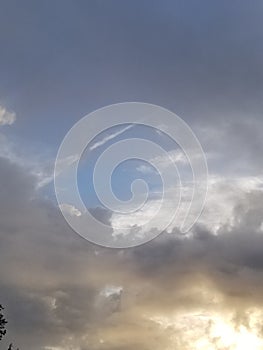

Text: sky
xmin=1 ymin=0 xmax=263 ymax=349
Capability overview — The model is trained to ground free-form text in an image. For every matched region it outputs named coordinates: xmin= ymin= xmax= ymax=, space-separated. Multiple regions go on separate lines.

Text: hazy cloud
xmin=0 ymin=106 xmax=16 ymax=126
xmin=1 ymin=155 xmax=263 ymax=349
xmin=0 ymin=1 xmax=263 ymax=349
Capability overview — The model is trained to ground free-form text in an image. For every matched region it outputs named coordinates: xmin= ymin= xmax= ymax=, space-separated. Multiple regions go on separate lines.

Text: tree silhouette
xmin=0 ymin=305 xmax=19 ymax=350
xmin=7 ymin=343 xmax=19 ymax=350
xmin=0 ymin=304 xmax=7 ymax=341
xmin=7 ymin=342 xmax=19 ymax=350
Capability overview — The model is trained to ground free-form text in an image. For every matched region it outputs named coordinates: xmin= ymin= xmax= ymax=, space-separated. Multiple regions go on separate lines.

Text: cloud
xmin=136 ymin=164 xmax=157 ymax=175
xmin=0 ymin=105 xmax=16 ymax=126
xmin=89 ymin=124 xmax=134 ymax=151
xmin=59 ymin=203 xmax=82 ymax=217
xmin=109 ymin=174 xmax=263 ymax=239
xmin=0 ymin=1 xmax=263 ymax=349
xmin=1 ymin=154 xmax=263 ymax=349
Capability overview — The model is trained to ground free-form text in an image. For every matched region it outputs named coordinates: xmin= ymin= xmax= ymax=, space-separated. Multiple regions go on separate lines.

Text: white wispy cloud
xmin=136 ymin=164 xmax=158 ymax=174
xmin=89 ymin=124 xmax=134 ymax=151
xmin=110 ymin=175 xmax=263 ymax=237
xmin=59 ymin=203 xmax=82 ymax=217
xmin=0 ymin=105 xmax=16 ymax=126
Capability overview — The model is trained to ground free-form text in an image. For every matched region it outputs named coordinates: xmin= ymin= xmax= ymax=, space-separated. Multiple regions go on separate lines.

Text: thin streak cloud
xmin=89 ymin=124 xmax=134 ymax=151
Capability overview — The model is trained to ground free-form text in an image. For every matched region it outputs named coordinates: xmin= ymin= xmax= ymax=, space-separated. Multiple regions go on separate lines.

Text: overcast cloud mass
xmin=1 ymin=1 xmax=263 ymax=349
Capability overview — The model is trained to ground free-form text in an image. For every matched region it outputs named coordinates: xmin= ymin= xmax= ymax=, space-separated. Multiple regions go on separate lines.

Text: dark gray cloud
xmin=0 ymin=1 xmax=262 ymax=146
xmin=1 ymin=155 xmax=263 ymax=349
xmin=0 ymin=1 xmax=263 ymax=349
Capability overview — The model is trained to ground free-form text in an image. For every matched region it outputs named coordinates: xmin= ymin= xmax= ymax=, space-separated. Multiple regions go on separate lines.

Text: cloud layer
xmin=0 ymin=1 xmax=263 ymax=349
xmin=1 ymin=155 xmax=263 ymax=350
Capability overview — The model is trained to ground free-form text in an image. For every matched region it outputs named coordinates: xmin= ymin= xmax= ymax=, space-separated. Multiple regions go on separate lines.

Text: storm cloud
xmin=0 ymin=155 xmax=263 ymax=349
xmin=0 ymin=1 xmax=263 ymax=349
